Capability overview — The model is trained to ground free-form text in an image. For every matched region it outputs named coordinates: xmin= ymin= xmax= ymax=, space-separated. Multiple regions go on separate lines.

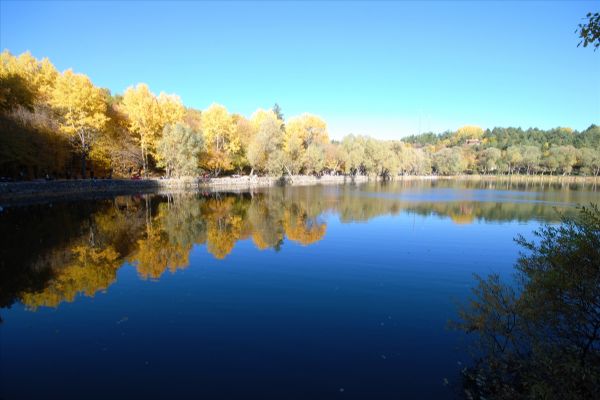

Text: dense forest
xmin=1 ymin=50 xmax=599 ymax=180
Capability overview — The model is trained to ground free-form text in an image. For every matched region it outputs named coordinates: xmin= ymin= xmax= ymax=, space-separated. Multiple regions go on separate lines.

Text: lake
xmin=0 ymin=179 xmax=597 ymax=399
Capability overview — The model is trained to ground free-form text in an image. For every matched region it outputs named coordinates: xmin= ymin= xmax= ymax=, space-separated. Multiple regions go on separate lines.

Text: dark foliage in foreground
xmin=454 ymin=204 xmax=600 ymax=399
xmin=578 ymin=12 xmax=600 ymax=50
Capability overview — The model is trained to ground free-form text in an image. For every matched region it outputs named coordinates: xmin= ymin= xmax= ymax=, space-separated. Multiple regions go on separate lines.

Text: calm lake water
xmin=0 ymin=179 xmax=598 ymax=399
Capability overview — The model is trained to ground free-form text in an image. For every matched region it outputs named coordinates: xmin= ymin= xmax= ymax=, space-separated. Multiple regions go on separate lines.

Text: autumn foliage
xmin=1 ymin=51 xmax=599 ymax=180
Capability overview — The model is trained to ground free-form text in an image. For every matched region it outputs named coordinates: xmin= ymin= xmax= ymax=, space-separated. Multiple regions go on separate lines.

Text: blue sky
xmin=1 ymin=1 xmax=599 ymax=139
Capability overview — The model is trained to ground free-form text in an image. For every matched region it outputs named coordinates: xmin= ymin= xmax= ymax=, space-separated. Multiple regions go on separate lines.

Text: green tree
xmin=247 ymin=118 xmax=283 ymax=175
xmin=579 ymin=147 xmax=600 ymax=176
xmin=303 ymin=143 xmax=325 ymax=175
xmin=365 ymin=138 xmax=397 ymax=178
xmin=340 ymin=134 xmax=367 ymax=175
xmin=478 ymin=147 xmax=502 ymax=174
xmin=504 ymin=146 xmax=523 ymax=174
xmin=520 ymin=145 xmax=541 ymax=175
xmin=433 ymin=147 xmax=467 ymax=175
xmin=545 ymin=145 xmax=578 ymax=175
xmin=272 ymin=103 xmax=285 ymax=129
xmin=156 ymin=123 xmax=203 ymax=178
xmin=454 ymin=205 xmax=600 ymax=399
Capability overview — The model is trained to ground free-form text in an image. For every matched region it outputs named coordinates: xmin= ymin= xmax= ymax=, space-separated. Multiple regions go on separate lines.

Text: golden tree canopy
xmin=286 ymin=113 xmax=329 ymax=147
xmin=200 ymin=103 xmax=240 ymax=174
xmin=1 ymin=50 xmax=58 ymax=104
xmin=120 ymin=83 xmax=184 ymax=172
xmin=456 ymin=125 xmax=484 ymax=141
xmin=250 ymin=108 xmax=283 ymax=132
xmin=51 ymin=69 xmax=108 ymax=145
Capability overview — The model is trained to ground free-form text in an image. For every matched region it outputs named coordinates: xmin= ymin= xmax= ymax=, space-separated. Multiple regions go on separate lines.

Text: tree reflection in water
xmin=0 ymin=180 xmax=596 ymax=311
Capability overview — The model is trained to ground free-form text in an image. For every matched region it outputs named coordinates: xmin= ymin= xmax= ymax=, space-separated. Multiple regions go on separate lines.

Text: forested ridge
xmin=1 ymin=50 xmax=599 ymax=181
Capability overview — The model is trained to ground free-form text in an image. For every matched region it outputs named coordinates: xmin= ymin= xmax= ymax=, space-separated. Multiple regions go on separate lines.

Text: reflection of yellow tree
xmin=133 ymin=229 xmax=191 ymax=280
xmin=252 ymin=234 xmax=273 ymax=250
xmin=93 ymin=199 xmax=147 ymax=255
xmin=21 ymin=245 xmax=120 ymax=310
xmin=283 ymin=208 xmax=326 ymax=246
xmin=202 ymin=196 xmax=245 ymax=259
xmin=193 ymin=195 xmax=258 ymax=259
xmin=206 ymin=215 xmax=242 ymax=259
xmin=246 ymin=196 xmax=285 ymax=250
xmin=449 ymin=204 xmax=475 ymax=225
xmin=13 ymin=181 xmax=591 ymax=314
xmin=14 ymin=198 xmax=146 ymax=310
xmin=131 ymin=196 xmax=200 ymax=279
xmin=450 ymin=213 xmax=475 ymax=225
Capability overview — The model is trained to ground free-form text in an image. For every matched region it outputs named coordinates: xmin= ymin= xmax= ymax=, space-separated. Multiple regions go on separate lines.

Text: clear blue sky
xmin=1 ymin=1 xmax=599 ymax=139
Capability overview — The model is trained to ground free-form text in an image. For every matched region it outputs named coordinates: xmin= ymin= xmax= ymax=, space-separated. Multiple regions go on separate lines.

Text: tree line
xmin=1 ymin=50 xmax=599 ymax=180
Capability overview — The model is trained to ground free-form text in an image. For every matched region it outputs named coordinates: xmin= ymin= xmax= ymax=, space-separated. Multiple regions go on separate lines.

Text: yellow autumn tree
xmin=250 ymin=108 xmax=283 ymax=132
xmin=0 ymin=51 xmax=73 ymax=179
xmin=121 ymin=84 xmax=184 ymax=176
xmin=287 ymin=114 xmax=329 ymax=147
xmin=158 ymin=92 xmax=186 ymax=125
xmin=283 ymin=114 xmax=329 ymax=174
xmin=280 ymin=131 xmax=303 ymax=175
xmin=200 ymin=103 xmax=239 ymax=175
xmin=90 ymin=96 xmax=142 ymax=177
xmin=50 ymin=69 xmax=109 ymax=178
xmin=231 ymin=114 xmax=252 ymax=173
xmin=245 ymin=109 xmax=284 ymax=175
xmin=455 ymin=125 xmax=484 ymax=142
xmin=0 ymin=50 xmax=58 ymax=106
xmin=323 ymin=142 xmax=342 ymax=173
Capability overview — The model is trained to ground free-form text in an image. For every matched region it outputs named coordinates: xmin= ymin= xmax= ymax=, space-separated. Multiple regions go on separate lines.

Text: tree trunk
xmin=141 ymin=141 xmax=148 ymax=178
xmin=284 ymin=165 xmax=293 ymax=183
xmin=81 ymin=152 xmax=87 ymax=179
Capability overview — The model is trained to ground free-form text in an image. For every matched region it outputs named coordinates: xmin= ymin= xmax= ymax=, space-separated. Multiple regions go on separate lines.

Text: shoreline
xmin=0 ymin=175 xmax=372 ymax=205
xmin=0 ymin=174 xmax=597 ymax=206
